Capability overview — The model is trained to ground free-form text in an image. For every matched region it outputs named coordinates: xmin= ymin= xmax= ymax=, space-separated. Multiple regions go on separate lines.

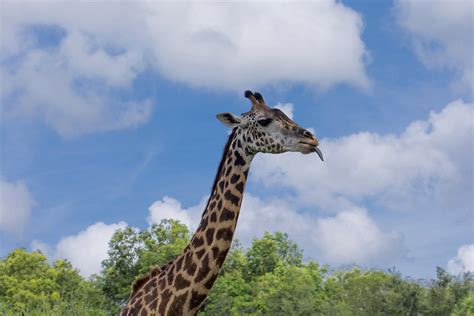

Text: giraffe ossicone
xmin=121 ymin=90 xmax=323 ymax=315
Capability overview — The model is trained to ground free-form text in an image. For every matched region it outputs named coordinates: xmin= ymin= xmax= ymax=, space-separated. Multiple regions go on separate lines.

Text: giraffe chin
xmin=297 ymin=143 xmax=324 ymax=161
xmin=298 ymin=143 xmax=317 ymax=154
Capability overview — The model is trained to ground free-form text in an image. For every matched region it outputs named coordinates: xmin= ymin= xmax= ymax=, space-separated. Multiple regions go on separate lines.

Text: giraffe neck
xmin=122 ymin=129 xmax=255 ymax=315
xmin=122 ymin=128 xmax=255 ymax=315
xmin=181 ymin=127 xmax=253 ymax=311
xmin=193 ymin=128 xmax=253 ymax=264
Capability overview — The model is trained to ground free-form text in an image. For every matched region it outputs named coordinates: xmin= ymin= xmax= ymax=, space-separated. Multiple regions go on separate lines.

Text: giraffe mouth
xmin=298 ymin=141 xmax=324 ymax=161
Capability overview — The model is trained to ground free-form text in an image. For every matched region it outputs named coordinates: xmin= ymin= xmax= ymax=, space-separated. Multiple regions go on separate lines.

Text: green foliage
xmin=253 ymin=263 xmax=326 ymax=315
xmin=1 ymin=223 xmax=473 ymax=315
xmin=201 ymin=232 xmax=474 ymax=316
xmin=99 ymin=225 xmax=143 ymax=309
xmin=452 ymin=292 xmax=474 ymax=316
xmin=320 ymin=268 xmax=425 ymax=315
xmin=201 ymin=232 xmax=326 ymax=315
xmin=245 ymin=232 xmax=302 ymax=279
xmin=138 ymin=219 xmax=191 ymax=275
xmin=0 ymin=249 xmax=105 ymax=315
xmin=98 ymin=219 xmax=191 ymax=310
xmin=201 ymin=270 xmax=254 ymax=315
xmin=419 ymin=267 xmax=474 ymax=316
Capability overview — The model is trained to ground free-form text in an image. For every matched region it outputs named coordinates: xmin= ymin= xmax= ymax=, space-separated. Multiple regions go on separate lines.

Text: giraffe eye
xmin=257 ymin=118 xmax=273 ymax=127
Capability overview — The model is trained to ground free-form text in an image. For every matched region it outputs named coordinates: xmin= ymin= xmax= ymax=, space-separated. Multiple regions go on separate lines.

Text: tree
xmin=2 ymin=225 xmax=472 ymax=315
xmin=452 ymin=292 xmax=474 ymax=316
xmin=137 ymin=219 xmax=191 ymax=275
xmin=99 ymin=219 xmax=190 ymax=310
xmin=321 ymin=268 xmax=426 ymax=316
xmin=419 ymin=267 xmax=474 ymax=315
xmin=245 ymin=231 xmax=302 ymax=279
xmin=0 ymin=249 xmax=56 ymax=313
xmin=0 ymin=249 xmax=105 ymax=315
xmin=99 ymin=226 xmax=143 ymax=309
xmin=253 ymin=263 xmax=327 ymax=315
xmin=201 ymin=232 xmax=321 ymax=316
xmin=200 ymin=270 xmax=254 ymax=315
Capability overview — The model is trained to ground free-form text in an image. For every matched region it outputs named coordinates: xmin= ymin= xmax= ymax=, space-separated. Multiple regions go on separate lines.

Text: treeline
xmin=1 ymin=219 xmax=473 ymax=315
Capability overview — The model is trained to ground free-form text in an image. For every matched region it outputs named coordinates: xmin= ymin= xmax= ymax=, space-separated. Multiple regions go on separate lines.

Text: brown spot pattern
xmin=190 ymin=290 xmax=208 ymax=310
xmin=174 ymin=273 xmax=190 ymax=290
xmin=219 ymin=208 xmax=235 ymax=221
xmin=206 ymin=228 xmax=215 ymax=245
xmin=224 ymin=190 xmax=239 ymax=206
xmin=216 ymin=227 xmax=233 ymax=241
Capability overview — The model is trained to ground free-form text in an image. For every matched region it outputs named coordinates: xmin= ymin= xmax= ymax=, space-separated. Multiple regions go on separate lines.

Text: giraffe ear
xmin=216 ymin=112 xmax=242 ymax=128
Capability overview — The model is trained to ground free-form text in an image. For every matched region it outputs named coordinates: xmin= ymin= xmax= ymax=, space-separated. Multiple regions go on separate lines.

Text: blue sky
xmin=1 ymin=0 xmax=472 ymax=279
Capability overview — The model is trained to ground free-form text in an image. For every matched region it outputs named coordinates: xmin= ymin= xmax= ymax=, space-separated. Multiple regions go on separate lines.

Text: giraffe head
xmin=217 ymin=90 xmax=324 ymax=161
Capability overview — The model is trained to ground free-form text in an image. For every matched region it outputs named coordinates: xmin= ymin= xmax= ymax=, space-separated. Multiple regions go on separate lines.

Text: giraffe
xmin=120 ymin=90 xmax=323 ymax=316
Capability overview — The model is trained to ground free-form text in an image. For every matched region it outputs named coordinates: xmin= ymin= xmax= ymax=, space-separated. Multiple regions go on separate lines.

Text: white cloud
xmin=148 ymin=196 xmax=203 ymax=228
xmin=53 ymin=221 xmax=127 ymax=278
xmin=249 ymin=100 xmax=473 ymax=274
xmin=0 ymin=179 xmax=35 ymax=235
xmin=20 ymin=99 xmax=472 ymax=274
xmin=1 ymin=2 xmax=151 ymax=137
xmin=29 ymin=188 xmax=403 ymax=275
xmin=447 ymin=244 xmax=474 ymax=275
xmin=1 ymin=1 xmax=369 ymax=137
xmin=238 ymin=195 xmax=403 ymax=265
xmin=1 ymin=30 xmax=151 ymax=138
xmin=252 ymin=100 xmax=473 ymax=213
xmin=146 ymin=193 xmax=404 ymax=265
xmin=237 ymin=194 xmax=313 ymax=247
xmin=30 ymin=195 xmax=205 ymax=279
xmin=30 ymin=197 xmax=201 ymax=278
xmin=144 ymin=1 xmax=370 ymax=90
xmin=312 ymin=207 xmax=403 ymax=264
xmin=395 ymin=0 xmax=474 ymax=90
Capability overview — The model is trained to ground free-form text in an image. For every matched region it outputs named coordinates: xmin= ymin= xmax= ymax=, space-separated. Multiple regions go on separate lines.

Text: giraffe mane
xmin=128 ymin=128 xmax=238 ymax=299
xmin=130 ymin=265 xmax=162 ymax=298
xmin=206 ymin=127 xmax=237 ymax=210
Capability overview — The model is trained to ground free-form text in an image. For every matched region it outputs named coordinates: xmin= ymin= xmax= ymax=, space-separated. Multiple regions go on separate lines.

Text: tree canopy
xmin=0 ymin=249 xmax=104 ymax=315
xmin=1 ymin=219 xmax=472 ymax=315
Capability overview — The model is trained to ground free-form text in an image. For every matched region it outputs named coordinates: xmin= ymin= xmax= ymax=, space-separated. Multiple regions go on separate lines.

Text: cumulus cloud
xmin=395 ymin=0 xmax=474 ymax=90
xmin=29 ymin=188 xmax=403 ymax=275
xmin=30 ymin=196 xmax=204 ymax=279
xmin=146 ymin=193 xmax=404 ymax=265
xmin=447 ymin=244 xmax=474 ymax=275
xmin=32 ymin=196 xmax=201 ymax=279
xmin=1 ymin=28 xmax=151 ymax=137
xmin=240 ymin=196 xmax=403 ymax=265
xmin=1 ymin=1 xmax=369 ymax=137
xmin=22 ymin=99 xmax=472 ymax=273
xmin=252 ymin=100 xmax=473 ymax=213
xmin=148 ymin=196 xmax=206 ymax=228
xmin=49 ymin=221 xmax=127 ymax=278
xmin=1 ymin=2 xmax=151 ymax=137
xmin=144 ymin=1 xmax=370 ymax=90
xmin=312 ymin=207 xmax=404 ymax=264
xmin=248 ymin=100 xmax=473 ymax=273
xmin=0 ymin=179 xmax=35 ymax=235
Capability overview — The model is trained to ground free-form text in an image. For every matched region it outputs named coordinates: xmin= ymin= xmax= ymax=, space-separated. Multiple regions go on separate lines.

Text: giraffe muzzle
xmin=300 ymin=130 xmax=323 ymax=161
xmin=297 ymin=140 xmax=323 ymax=161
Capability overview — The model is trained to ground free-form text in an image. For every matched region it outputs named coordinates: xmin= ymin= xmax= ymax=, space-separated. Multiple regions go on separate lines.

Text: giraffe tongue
xmin=314 ymin=147 xmax=324 ymax=161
